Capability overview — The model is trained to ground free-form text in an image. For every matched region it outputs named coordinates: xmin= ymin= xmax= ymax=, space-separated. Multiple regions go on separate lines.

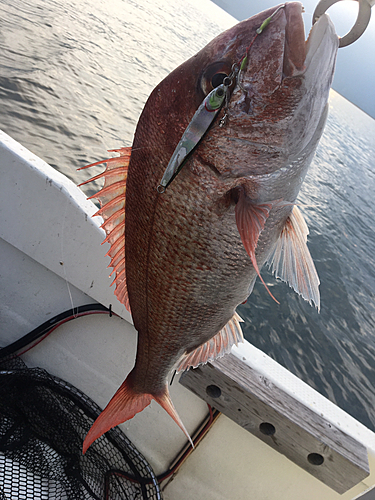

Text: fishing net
xmin=0 ymin=355 xmax=162 ymax=500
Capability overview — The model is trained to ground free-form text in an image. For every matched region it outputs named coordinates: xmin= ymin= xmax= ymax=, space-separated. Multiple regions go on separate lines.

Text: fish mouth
xmin=303 ymin=10 xmax=338 ymax=76
xmin=282 ymin=2 xmax=306 ymax=77
xmin=231 ymin=2 xmax=337 ymax=105
xmin=283 ymin=2 xmax=338 ymax=78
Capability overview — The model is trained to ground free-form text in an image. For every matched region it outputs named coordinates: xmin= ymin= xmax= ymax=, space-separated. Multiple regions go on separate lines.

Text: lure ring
xmin=312 ymin=0 xmax=372 ymax=47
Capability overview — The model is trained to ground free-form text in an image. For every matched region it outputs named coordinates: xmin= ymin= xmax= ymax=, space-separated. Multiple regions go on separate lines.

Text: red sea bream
xmin=81 ymin=2 xmax=339 ymax=452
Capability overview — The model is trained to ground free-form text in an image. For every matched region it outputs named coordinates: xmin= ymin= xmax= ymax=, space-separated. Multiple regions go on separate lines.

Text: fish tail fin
xmin=154 ymin=389 xmax=194 ymax=448
xmin=82 ymin=377 xmax=152 ymax=454
xmin=82 ymin=379 xmax=193 ymax=454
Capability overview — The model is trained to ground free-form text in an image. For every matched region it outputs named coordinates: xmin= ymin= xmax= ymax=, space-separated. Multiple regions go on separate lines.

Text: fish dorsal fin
xmin=79 ymin=147 xmax=131 ymax=312
xmin=235 ymin=189 xmax=279 ymax=303
xmin=266 ymin=205 xmax=320 ymax=311
xmin=176 ymin=313 xmax=244 ymax=373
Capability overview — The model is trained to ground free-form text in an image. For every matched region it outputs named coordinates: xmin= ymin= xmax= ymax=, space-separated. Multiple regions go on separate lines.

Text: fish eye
xmin=211 ymin=72 xmax=227 ymax=88
xmin=200 ymin=61 xmax=232 ymax=95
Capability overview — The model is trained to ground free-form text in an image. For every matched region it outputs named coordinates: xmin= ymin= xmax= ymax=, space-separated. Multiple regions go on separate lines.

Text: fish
xmin=80 ymin=2 xmax=338 ymax=453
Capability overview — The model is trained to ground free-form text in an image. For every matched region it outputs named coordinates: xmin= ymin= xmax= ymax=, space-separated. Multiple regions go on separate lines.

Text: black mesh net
xmin=0 ymin=356 xmax=162 ymax=500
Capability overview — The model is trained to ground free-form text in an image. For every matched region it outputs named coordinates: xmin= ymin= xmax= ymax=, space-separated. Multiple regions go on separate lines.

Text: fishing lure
xmin=157 ymin=83 xmax=228 ymax=192
xmin=157 ymin=4 xmax=286 ymax=192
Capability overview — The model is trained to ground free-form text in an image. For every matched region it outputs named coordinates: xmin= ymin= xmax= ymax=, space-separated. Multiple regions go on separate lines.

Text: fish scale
xmin=81 ymin=3 xmax=338 ymax=453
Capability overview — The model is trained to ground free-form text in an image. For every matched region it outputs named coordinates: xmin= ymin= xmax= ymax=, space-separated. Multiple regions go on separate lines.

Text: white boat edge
xmin=1 ymin=128 xmax=375 ymax=500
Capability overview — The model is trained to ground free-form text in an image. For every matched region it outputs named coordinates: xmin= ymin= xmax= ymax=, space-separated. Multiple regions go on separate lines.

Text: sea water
xmin=1 ymin=0 xmax=375 ymax=431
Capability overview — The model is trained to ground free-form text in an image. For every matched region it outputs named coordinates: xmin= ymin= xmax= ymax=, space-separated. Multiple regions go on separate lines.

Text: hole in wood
xmin=259 ymin=422 xmax=276 ymax=436
xmin=206 ymin=385 xmax=221 ymax=398
xmin=308 ymin=453 xmax=324 ymax=466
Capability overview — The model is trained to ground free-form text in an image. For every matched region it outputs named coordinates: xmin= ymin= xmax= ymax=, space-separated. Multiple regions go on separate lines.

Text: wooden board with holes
xmin=180 ymin=353 xmax=369 ymax=494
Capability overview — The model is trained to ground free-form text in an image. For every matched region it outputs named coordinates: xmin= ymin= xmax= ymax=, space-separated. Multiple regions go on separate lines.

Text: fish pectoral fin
xmin=78 ymin=147 xmax=131 ymax=312
xmin=266 ymin=205 xmax=320 ymax=311
xmin=176 ymin=312 xmax=244 ymax=373
xmin=83 ymin=375 xmax=193 ymax=453
xmin=235 ymin=188 xmax=279 ymax=303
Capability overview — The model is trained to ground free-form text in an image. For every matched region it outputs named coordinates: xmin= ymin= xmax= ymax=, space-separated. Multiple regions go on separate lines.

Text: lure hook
xmin=312 ymin=0 xmax=373 ymax=47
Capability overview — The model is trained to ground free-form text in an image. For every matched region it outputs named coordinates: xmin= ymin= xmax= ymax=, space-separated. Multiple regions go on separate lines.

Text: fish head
xmin=219 ymin=2 xmax=339 ymax=178
xmin=153 ymin=2 xmax=338 ymax=184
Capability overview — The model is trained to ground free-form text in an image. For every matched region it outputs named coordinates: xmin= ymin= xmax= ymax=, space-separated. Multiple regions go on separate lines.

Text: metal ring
xmin=312 ymin=0 xmax=372 ymax=47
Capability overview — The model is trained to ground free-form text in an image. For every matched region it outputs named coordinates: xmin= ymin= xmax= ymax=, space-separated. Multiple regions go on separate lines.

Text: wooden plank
xmin=180 ymin=354 xmax=369 ymax=494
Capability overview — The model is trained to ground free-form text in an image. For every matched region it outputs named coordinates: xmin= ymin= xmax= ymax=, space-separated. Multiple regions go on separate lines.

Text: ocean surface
xmin=1 ymin=0 xmax=375 ymax=432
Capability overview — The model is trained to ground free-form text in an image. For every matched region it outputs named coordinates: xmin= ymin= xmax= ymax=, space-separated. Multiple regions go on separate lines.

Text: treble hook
xmin=312 ymin=0 xmax=374 ymax=47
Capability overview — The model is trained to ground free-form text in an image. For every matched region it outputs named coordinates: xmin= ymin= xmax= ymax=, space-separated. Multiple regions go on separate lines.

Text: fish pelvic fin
xmin=82 ymin=376 xmax=193 ymax=454
xmin=235 ymin=188 xmax=279 ymax=304
xmin=78 ymin=147 xmax=132 ymax=312
xmin=176 ymin=312 xmax=244 ymax=373
xmin=266 ymin=205 xmax=320 ymax=311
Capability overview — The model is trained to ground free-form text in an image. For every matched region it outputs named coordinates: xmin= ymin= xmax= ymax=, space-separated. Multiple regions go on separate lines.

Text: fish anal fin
xmin=78 ymin=147 xmax=131 ymax=312
xmin=176 ymin=312 xmax=244 ymax=373
xmin=266 ymin=205 xmax=320 ymax=311
xmin=83 ymin=376 xmax=192 ymax=453
xmin=235 ymin=189 xmax=279 ymax=303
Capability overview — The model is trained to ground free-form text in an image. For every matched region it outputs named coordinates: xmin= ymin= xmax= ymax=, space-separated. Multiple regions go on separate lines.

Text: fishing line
xmin=237 ymin=4 xmax=286 ymax=90
xmin=60 ymin=194 xmax=78 ymax=318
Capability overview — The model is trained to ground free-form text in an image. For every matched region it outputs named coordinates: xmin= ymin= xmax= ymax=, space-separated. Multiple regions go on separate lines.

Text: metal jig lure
xmin=157 ymin=6 xmax=286 ymax=192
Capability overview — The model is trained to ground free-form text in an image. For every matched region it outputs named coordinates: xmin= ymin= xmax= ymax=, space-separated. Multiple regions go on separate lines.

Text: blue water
xmin=1 ymin=0 xmax=375 ymax=431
